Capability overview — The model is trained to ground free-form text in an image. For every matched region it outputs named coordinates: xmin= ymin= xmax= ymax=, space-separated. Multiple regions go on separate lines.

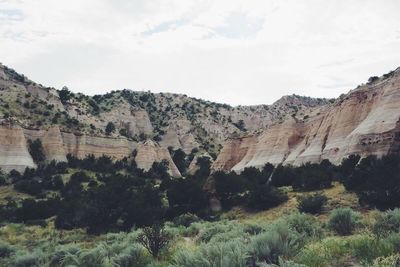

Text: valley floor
xmin=1 ymin=182 xmax=399 ymax=267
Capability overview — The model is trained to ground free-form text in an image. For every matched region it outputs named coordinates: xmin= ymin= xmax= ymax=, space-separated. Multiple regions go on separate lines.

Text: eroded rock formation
xmin=0 ymin=124 xmax=182 ymax=176
xmin=213 ymin=68 xmax=400 ymax=172
xmin=135 ymin=140 xmax=181 ymax=177
xmin=0 ymin=125 xmax=35 ymax=172
xmin=1 ymin=62 xmax=399 ymax=176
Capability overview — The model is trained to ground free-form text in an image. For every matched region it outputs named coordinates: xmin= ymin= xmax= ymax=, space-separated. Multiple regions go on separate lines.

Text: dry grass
xmin=0 ymin=222 xmax=105 ymax=249
xmin=224 ymin=182 xmax=361 ymax=224
xmin=0 ymin=185 xmax=32 ymax=205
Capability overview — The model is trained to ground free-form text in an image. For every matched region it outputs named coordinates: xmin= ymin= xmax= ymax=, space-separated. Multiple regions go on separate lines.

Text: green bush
xmin=349 ymin=235 xmax=393 ymax=264
xmin=251 ymin=222 xmax=299 ymax=264
xmin=49 ymin=245 xmax=80 ymax=267
xmin=285 ymin=213 xmax=323 ymax=240
xmin=373 ymin=209 xmax=400 ymax=237
xmin=260 ymin=258 xmax=307 ymax=267
xmin=0 ymin=174 xmax=6 ymax=186
xmin=105 ymin=122 xmax=116 ymax=135
xmin=173 ymin=213 xmax=201 ymax=227
xmin=138 ymin=223 xmax=170 ymax=258
xmin=328 ymin=208 xmax=360 ymax=236
xmin=386 ymin=234 xmax=400 ymax=252
xmin=28 ymin=139 xmax=45 ymax=163
xmin=111 ymin=245 xmax=151 ymax=267
xmin=197 ymin=221 xmax=241 ymax=243
xmin=297 ymin=193 xmax=327 ymax=214
xmin=296 ymin=237 xmax=349 ymax=267
xmin=13 ymin=251 xmax=44 ymax=267
xmin=247 ymin=185 xmax=288 ymax=211
xmin=342 ymin=154 xmax=400 ymax=209
xmin=171 ymin=240 xmax=249 ymax=267
xmin=77 ymin=247 xmax=104 ymax=267
xmin=0 ymin=242 xmax=15 ymax=258
xmin=292 ymin=163 xmax=332 ymax=191
xmin=59 ymin=87 xmax=71 ymax=104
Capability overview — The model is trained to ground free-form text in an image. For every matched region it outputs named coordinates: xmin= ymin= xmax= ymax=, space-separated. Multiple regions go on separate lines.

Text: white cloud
xmin=1 ymin=0 xmax=400 ymax=105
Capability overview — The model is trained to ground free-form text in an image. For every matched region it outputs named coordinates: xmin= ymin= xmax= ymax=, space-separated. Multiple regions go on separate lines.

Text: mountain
xmin=0 ymin=63 xmax=330 ymax=174
xmin=0 ymin=62 xmax=398 ymax=175
xmin=213 ymin=68 xmax=400 ymax=172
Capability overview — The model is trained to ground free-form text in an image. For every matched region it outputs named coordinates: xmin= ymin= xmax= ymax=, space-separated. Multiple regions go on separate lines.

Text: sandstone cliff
xmin=213 ymin=68 xmax=400 ymax=172
xmin=135 ymin=140 xmax=181 ymax=177
xmin=0 ymin=63 xmax=329 ymax=174
xmin=0 ymin=122 xmax=182 ymax=176
xmin=2 ymin=62 xmax=398 ymax=175
xmin=0 ymin=125 xmax=35 ymax=172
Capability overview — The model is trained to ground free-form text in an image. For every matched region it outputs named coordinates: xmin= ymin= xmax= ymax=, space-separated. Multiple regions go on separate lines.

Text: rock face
xmin=0 ymin=124 xmax=183 ymax=177
xmin=213 ymin=68 xmax=400 ymax=172
xmin=187 ymin=153 xmax=213 ymax=175
xmin=135 ymin=140 xmax=181 ymax=177
xmin=24 ymin=126 xmax=67 ymax=163
xmin=160 ymin=119 xmax=200 ymax=154
xmin=1 ymin=63 xmax=399 ymax=176
xmin=0 ymin=125 xmax=35 ymax=172
xmin=60 ymin=132 xmax=136 ymax=160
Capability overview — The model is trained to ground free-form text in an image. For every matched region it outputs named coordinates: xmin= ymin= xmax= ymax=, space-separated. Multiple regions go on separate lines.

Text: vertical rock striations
xmin=135 ymin=140 xmax=181 ymax=177
xmin=0 ymin=124 xmax=35 ymax=172
xmin=214 ymin=68 xmax=400 ymax=172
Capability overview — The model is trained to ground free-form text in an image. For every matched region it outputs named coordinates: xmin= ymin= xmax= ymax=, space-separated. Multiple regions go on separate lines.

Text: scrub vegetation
xmin=1 ymin=154 xmax=400 ymax=266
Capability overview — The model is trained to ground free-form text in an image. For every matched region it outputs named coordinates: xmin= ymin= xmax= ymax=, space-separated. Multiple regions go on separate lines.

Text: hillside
xmin=2 ymin=63 xmax=400 ymax=267
xmin=0 ymin=63 xmax=330 ymax=174
xmin=214 ymin=68 xmax=400 ymax=172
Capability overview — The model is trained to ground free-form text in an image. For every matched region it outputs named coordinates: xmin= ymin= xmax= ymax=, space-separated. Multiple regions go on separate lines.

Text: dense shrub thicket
xmin=3 ymin=208 xmax=400 ymax=266
xmin=2 ymin=152 xmax=400 ymax=235
xmin=27 ymin=139 xmax=46 ymax=163
xmin=213 ymin=165 xmax=280 ymax=209
xmin=297 ymin=193 xmax=328 ymax=214
xmin=341 ymin=154 xmax=400 ymax=209
xmin=373 ymin=209 xmax=400 ymax=237
xmin=270 ymin=160 xmax=334 ymax=191
xmin=0 ymin=153 xmax=214 ymax=234
xmin=267 ymin=154 xmax=400 ymax=211
xmin=328 ymin=208 xmax=360 ymax=236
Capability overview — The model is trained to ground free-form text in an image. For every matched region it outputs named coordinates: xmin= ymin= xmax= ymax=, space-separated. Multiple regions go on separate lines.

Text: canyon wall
xmin=0 ymin=124 xmax=181 ymax=177
xmin=0 ymin=125 xmax=36 ymax=172
xmin=213 ymin=68 xmax=400 ymax=172
xmin=1 ymin=63 xmax=400 ymax=176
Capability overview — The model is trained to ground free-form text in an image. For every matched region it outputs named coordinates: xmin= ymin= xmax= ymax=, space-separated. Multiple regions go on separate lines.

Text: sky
xmin=1 ymin=0 xmax=400 ymax=106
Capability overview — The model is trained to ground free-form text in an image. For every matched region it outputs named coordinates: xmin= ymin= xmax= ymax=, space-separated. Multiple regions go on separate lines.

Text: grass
xmin=1 ymin=207 xmax=400 ymax=266
xmin=0 ymin=185 xmax=32 ymax=205
xmin=227 ymin=182 xmax=360 ymax=224
xmin=1 ymin=182 xmax=399 ymax=266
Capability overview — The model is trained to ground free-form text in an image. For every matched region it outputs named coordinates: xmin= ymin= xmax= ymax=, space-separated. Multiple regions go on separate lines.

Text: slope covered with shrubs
xmin=3 ymin=207 xmax=400 ymax=266
xmin=2 ymin=153 xmax=400 ymax=265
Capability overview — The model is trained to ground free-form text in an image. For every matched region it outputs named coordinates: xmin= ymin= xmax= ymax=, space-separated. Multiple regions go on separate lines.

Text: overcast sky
xmin=1 ymin=0 xmax=400 ymax=105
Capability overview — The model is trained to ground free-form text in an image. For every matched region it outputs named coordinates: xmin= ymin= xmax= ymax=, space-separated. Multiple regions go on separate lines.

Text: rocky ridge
xmin=213 ymin=68 xmax=400 ymax=172
xmin=0 ymin=63 xmax=330 ymax=175
xmin=1 ymin=62 xmax=398 ymax=175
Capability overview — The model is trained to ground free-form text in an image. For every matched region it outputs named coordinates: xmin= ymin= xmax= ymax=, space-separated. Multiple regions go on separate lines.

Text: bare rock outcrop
xmin=1 ymin=63 xmax=399 ymax=176
xmin=214 ymin=68 xmax=400 ymax=172
xmin=24 ymin=126 xmax=67 ymax=162
xmin=0 ymin=124 xmax=35 ymax=172
xmin=160 ymin=119 xmax=200 ymax=154
xmin=61 ymin=132 xmax=137 ymax=159
xmin=187 ymin=153 xmax=213 ymax=175
xmin=135 ymin=140 xmax=181 ymax=177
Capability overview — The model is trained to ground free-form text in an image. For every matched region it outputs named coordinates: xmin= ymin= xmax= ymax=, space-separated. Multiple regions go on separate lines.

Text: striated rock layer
xmin=135 ymin=140 xmax=181 ymax=177
xmin=213 ymin=68 xmax=400 ymax=172
xmin=0 ymin=124 xmax=181 ymax=177
xmin=0 ymin=125 xmax=36 ymax=172
xmin=1 ymin=62 xmax=400 ymax=176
